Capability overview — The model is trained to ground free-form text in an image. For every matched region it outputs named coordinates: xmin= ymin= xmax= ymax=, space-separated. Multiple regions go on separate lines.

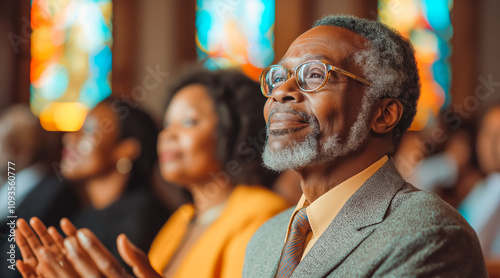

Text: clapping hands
xmin=15 ymin=217 xmax=162 ymax=278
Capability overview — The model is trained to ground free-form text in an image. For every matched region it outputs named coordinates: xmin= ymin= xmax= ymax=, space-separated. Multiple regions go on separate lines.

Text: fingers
xmin=117 ymin=234 xmax=162 ymax=278
xmin=64 ymin=236 xmax=102 ymax=278
xmin=16 ymin=221 xmax=38 ymax=267
xmin=76 ymin=228 xmax=126 ymax=278
xmin=60 ymin=218 xmax=78 ymax=237
xmin=16 ymin=260 xmax=37 ymax=278
xmin=37 ymin=247 xmax=78 ymax=278
xmin=30 ymin=218 xmax=59 ymax=253
xmin=17 ymin=219 xmax=42 ymax=252
xmin=48 ymin=226 xmax=65 ymax=251
xmin=17 ymin=217 xmax=74 ymax=278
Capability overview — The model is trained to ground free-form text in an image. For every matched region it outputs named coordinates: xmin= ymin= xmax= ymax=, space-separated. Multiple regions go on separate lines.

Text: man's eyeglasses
xmin=259 ymin=60 xmax=371 ymax=97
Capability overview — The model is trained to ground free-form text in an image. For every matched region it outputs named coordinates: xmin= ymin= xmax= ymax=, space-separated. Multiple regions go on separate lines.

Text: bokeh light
xmin=30 ymin=0 xmax=113 ymax=131
xmin=379 ymin=0 xmax=453 ymax=130
xmin=39 ymin=102 xmax=89 ymax=132
xmin=195 ymin=0 xmax=275 ymax=80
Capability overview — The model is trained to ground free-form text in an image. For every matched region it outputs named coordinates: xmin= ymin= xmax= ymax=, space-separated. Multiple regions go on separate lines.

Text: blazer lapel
xmin=260 ymin=208 xmax=295 ymax=278
xmin=266 ymin=236 xmax=286 ymax=278
xmin=291 ymin=159 xmax=406 ymax=277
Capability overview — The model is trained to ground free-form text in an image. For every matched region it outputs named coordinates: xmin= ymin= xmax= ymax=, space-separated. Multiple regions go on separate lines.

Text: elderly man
xmin=242 ymin=15 xmax=487 ymax=277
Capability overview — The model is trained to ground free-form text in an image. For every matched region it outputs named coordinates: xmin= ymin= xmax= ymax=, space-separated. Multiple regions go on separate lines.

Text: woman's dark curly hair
xmin=164 ymin=67 xmax=276 ymax=187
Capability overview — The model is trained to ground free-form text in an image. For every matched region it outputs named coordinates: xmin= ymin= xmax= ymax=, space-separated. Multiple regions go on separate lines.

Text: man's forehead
xmin=278 ymin=54 xmax=331 ymax=66
xmin=279 ymin=25 xmax=367 ymax=67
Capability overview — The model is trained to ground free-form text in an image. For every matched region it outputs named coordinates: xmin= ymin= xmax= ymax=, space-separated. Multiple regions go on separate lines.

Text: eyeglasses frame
xmin=260 ymin=60 xmax=372 ymax=97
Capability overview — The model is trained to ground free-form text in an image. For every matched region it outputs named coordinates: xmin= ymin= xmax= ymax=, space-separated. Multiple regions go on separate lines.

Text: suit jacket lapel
xmin=261 ymin=208 xmax=294 ymax=278
xmin=266 ymin=236 xmax=286 ymax=278
xmin=291 ymin=159 xmax=406 ymax=277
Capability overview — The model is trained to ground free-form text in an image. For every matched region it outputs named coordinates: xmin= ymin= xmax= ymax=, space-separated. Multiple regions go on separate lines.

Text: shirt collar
xmin=285 ymin=155 xmax=389 ymax=241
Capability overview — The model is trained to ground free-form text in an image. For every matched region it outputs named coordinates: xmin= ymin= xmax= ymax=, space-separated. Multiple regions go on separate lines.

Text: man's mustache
xmin=267 ymin=106 xmax=312 ymax=124
xmin=266 ymin=106 xmax=319 ymax=134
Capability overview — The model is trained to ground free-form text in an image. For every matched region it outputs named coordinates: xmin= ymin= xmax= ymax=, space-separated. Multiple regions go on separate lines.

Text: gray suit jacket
xmin=243 ymin=159 xmax=487 ymax=277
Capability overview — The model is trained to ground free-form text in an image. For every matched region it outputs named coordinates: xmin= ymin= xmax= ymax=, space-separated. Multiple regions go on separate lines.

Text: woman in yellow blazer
xmin=149 ymin=185 xmax=287 ymax=277
xmin=150 ymin=68 xmax=288 ymax=277
xmin=15 ymin=68 xmax=288 ymax=278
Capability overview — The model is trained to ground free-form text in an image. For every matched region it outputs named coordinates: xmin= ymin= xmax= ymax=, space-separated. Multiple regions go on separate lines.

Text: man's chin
xmin=265 ymin=140 xmax=290 ymax=154
xmin=266 ymin=133 xmax=309 ymax=153
xmin=262 ymin=142 xmax=318 ymax=172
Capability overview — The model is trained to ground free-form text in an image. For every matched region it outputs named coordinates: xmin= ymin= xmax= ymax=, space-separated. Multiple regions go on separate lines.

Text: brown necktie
xmin=275 ymin=207 xmax=311 ymax=278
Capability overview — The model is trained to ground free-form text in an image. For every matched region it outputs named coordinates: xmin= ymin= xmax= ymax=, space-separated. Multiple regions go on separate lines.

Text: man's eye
xmin=273 ymin=76 xmax=286 ymax=84
xmin=307 ymin=70 xmax=324 ymax=79
xmin=309 ymin=73 xmax=324 ymax=79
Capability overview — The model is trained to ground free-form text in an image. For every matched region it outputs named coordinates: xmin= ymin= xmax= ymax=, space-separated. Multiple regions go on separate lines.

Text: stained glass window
xmin=30 ymin=0 xmax=113 ymax=131
xmin=195 ymin=0 xmax=275 ymax=80
xmin=378 ymin=0 xmax=453 ymax=130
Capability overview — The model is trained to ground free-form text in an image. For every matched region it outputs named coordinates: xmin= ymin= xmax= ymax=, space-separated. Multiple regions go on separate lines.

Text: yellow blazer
xmin=148 ymin=185 xmax=289 ymax=278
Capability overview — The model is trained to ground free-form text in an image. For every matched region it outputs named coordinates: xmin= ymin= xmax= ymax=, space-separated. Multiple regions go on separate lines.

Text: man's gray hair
xmin=313 ymin=15 xmax=421 ymax=144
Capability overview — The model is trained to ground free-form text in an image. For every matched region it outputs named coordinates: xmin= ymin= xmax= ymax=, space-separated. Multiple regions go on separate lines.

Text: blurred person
xmin=458 ymin=102 xmax=500 ymax=258
xmin=0 ymin=104 xmax=80 ymax=278
xmin=15 ymin=68 xmax=288 ymax=278
xmin=393 ymin=130 xmax=423 ymax=179
xmin=422 ymin=127 xmax=482 ymax=207
xmin=58 ymin=97 xmax=170 ymax=268
xmin=150 ymin=163 xmax=192 ymax=212
xmin=398 ymin=117 xmax=483 ymax=207
xmin=148 ymin=68 xmax=288 ymax=278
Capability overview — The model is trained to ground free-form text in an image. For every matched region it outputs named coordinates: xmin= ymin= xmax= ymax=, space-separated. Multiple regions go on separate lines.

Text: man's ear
xmin=371 ymin=98 xmax=403 ymax=135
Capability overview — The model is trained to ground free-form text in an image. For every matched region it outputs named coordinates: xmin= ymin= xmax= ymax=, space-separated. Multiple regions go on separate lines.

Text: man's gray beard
xmin=262 ymin=105 xmax=370 ymax=172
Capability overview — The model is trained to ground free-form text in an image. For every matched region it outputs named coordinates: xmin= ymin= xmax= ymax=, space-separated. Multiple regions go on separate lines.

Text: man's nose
xmin=271 ymin=77 xmax=305 ymax=104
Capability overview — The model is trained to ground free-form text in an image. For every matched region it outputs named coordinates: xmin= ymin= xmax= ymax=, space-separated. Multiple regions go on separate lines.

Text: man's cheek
xmin=263 ymin=100 xmax=272 ymax=121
